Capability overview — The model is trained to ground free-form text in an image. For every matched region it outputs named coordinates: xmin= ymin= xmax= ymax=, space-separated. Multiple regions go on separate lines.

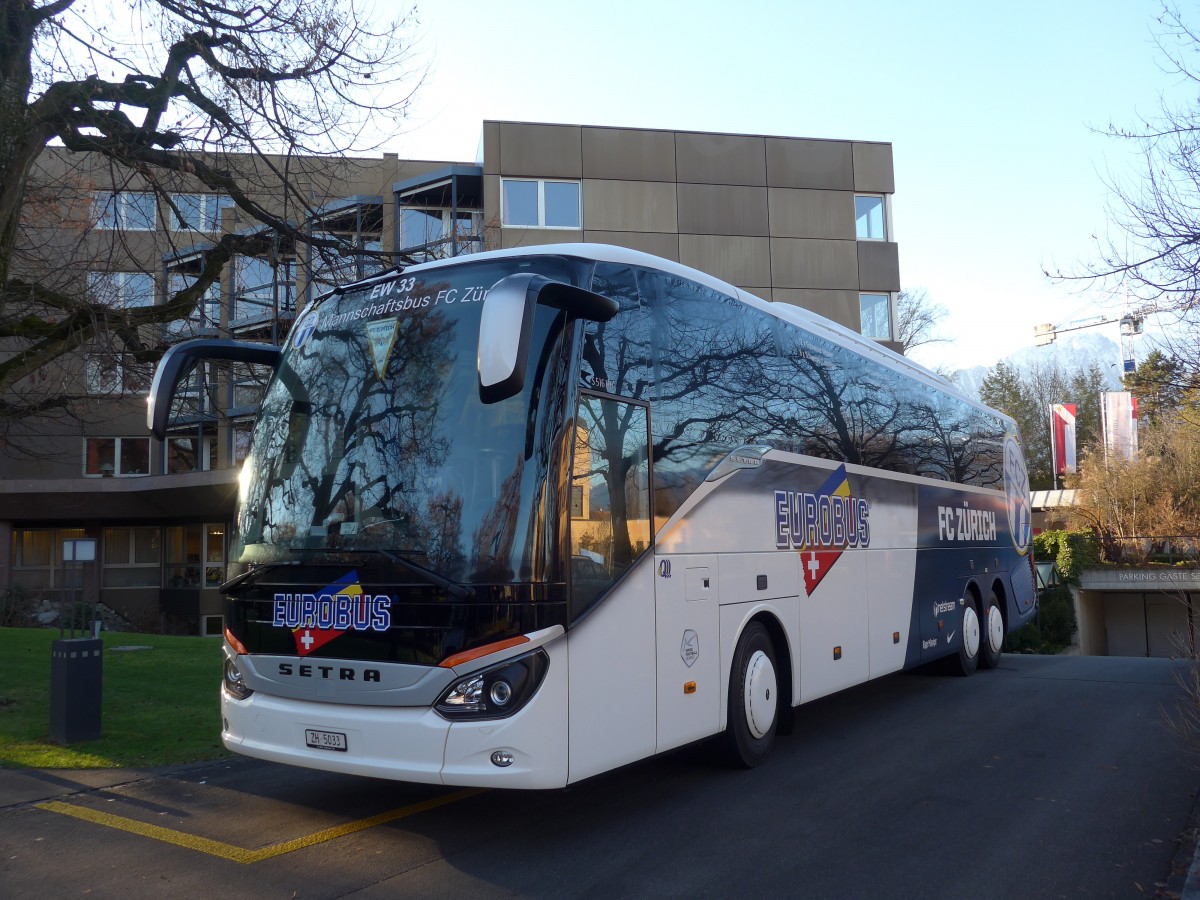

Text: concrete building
xmin=0 ymin=120 xmax=900 ymax=633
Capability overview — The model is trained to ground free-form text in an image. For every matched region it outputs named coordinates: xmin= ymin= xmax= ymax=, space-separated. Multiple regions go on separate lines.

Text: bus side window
xmin=585 ymin=264 xmax=651 ymax=397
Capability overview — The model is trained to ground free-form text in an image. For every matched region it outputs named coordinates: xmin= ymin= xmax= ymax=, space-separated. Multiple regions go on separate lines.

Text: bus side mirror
xmin=478 ymin=274 xmax=618 ymax=404
xmin=147 ymin=339 xmax=282 ymax=440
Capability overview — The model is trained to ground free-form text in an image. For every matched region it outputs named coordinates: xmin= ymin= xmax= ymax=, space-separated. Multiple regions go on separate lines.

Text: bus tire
xmin=723 ymin=621 xmax=779 ymax=768
xmin=979 ymin=591 xmax=1004 ymax=670
xmin=950 ymin=596 xmax=981 ymax=677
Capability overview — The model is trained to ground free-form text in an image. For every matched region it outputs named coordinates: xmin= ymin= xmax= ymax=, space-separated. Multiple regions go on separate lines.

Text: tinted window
xmin=583 ymin=265 xmax=1005 ymax=526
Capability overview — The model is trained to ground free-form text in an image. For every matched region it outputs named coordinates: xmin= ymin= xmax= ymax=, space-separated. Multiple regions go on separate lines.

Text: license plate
xmin=305 ymin=729 xmax=348 ymax=752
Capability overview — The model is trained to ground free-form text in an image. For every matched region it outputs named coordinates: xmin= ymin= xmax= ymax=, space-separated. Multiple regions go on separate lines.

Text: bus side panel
xmin=654 ymin=554 xmax=721 ymax=753
xmin=798 ymin=556 xmax=869 ymax=703
xmin=908 ymin=483 xmax=1030 ymax=666
xmin=567 ymin=561 xmax=657 ymax=785
xmin=866 ymin=548 xmax=917 ymax=678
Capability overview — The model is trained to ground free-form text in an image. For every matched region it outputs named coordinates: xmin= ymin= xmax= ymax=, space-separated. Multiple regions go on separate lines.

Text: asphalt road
xmin=1 ymin=654 xmax=1195 ymax=899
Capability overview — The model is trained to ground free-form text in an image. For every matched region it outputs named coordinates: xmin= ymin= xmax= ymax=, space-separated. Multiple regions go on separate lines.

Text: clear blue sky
xmin=388 ymin=0 xmax=1183 ymax=371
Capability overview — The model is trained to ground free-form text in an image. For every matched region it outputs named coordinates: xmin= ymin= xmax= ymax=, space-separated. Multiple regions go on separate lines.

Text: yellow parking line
xmin=36 ymin=788 xmax=483 ymax=864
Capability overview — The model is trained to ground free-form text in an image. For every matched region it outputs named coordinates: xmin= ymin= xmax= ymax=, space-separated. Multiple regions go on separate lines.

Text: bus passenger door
xmin=567 ymin=395 xmax=658 ymax=782
xmin=655 ymin=555 xmax=720 ymax=752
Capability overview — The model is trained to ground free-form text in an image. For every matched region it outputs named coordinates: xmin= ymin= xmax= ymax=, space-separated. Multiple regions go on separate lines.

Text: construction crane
xmin=1032 ymin=307 xmax=1153 ymax=373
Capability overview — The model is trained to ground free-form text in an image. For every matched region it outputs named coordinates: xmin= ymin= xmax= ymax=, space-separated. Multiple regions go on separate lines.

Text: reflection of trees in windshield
xmin=237 ymin=258 xmax=580 ymax=589
xmin=238 ymin=286 xmax=468 ymax=572
xmin=582 ymin=264 xmax=1006 ymax=528
xmin=470 ymin=455 xmax=522 ymax=582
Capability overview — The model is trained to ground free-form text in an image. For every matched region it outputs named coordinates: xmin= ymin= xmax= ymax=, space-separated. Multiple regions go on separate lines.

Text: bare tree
xmin=0 ymin=0 xmax=421 ymax=425
xmin=1068 ymin=413 xmax=1200 ymax=559
xmin=895 ymin=287 xmax=947 ymax=354
xmin=1061 ymin=3 xmax=1200 ymax=376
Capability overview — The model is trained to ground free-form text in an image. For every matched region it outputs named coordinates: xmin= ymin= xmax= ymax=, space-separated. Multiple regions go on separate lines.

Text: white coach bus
xmin=148 ymin=244 xmax=1037 ymax=788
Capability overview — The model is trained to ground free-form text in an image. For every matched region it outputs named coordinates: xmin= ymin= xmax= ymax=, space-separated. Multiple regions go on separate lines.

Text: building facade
xmin=0 ymin=121 xmax=900 ymax=633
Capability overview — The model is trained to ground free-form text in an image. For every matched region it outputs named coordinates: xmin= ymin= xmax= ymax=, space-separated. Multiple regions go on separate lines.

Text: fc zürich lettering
xmin=937 ymin=505 xmax=998 ymax=542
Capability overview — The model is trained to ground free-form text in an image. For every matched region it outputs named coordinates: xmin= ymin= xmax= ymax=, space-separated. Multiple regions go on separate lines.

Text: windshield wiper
xmin=219 ymin=560 xmax=301 ymax=595
xmin=289 ymin=547 xmax=475 ymax=600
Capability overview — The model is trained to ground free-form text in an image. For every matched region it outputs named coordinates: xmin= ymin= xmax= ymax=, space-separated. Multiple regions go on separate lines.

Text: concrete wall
xmin=1076 ymin=569 xmax=1200 ymax=657
xmin=482 ymin=121 xmax=900 ymax=332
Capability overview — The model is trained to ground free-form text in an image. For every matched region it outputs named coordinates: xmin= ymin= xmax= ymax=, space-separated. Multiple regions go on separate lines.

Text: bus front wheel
xmin=723 ymin=621 xmax=779 ymax=768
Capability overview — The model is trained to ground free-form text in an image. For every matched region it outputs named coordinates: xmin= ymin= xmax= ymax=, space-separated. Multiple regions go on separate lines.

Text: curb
xmin=0 ymin=758 xmax=234 ymax=810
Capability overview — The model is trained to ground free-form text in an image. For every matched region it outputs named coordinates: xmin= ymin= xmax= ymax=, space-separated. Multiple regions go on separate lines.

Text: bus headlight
xmin=224 ymin=657 xmax=253 ymax=701
xmin=435 ymin=649 xmax=548 ymax=720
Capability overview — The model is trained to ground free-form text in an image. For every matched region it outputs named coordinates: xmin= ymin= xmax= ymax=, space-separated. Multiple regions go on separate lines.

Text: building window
xmin=501 ymin=179 xmax=581 ymax=228
xmin=230 ymin=365 xmax=267 ymax=414
xmin=169 ymin=193 xmax=233 ymax=231
xmin=88 ymin=271 xmax=155 ymax=308
xmin=309 ymin=231 xmax=383 ymax=294
xmin=233 ymin=421 xmax=255 ymax=463
xmin=859 ymin=293 xmax=893 ymax=340
xmin=233 ymin=254 xmax=296 ymax=320
xmin=11 ymin=527 xmax=86 ymax=590
xmin=855 ymin=195 xmax=886 ymax=240
xmin=166 ymin=273 xmax=221 ymax=335
xmin=84 ymin=437 xmax=150 ymax=477
xmin=168 ymin=435 xmax=218 ymax=473
xmin=84 ymin=354 xmax=152 ymax=397
xmin=400 ymin=206 xmax=480 ymax=253
xmin=101 ymin=527 xmax=160 ymax=588
xmin=94 ymin=191 xmax=157 ymax=230
xmin=165 ymin=523 xmax=226 ymax=588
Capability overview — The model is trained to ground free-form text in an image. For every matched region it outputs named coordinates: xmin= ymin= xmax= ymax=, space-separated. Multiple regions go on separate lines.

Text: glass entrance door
xmin=568 ymin=393 xmax=651 ymax=618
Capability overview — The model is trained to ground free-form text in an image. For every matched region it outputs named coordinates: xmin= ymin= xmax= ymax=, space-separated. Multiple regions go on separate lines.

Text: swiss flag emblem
xmin=290 ymin=571 xmax=364 ymax=656
xmin=802 ymin=550 xmax=842 ymax=596
xmin=293 ymin=625 xmax=342 ymax=657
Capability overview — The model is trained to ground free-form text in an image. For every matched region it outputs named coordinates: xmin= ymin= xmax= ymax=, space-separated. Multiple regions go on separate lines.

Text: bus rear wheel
xmin=979 ymin=591 xmax=1004 ymax=670
xmin=949 ymin=597 xmax=980 ymax=677
xmin=723 ymin=621 xmax=779 ymax=768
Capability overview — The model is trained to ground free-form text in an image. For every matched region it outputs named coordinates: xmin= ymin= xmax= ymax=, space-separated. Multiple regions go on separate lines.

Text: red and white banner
xmin=1102 ymin=391 xmax=1138 ymax=461
xmin=1050 ymin=403 xmax=1077 ymax=476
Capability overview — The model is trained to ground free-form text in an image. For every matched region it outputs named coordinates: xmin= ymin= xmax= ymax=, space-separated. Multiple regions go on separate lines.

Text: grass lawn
xmin=0 ymin=626 xmax=229 ymax=770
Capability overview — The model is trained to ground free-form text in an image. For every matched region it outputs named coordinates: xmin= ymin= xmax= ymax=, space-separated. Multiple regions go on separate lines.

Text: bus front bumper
xmin=220 ymin=677 xmax=569 ymax=789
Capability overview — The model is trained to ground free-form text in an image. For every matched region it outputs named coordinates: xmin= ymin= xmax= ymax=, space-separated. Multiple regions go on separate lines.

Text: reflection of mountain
xmin=951 ymin=333 xmax=1124 ymax=399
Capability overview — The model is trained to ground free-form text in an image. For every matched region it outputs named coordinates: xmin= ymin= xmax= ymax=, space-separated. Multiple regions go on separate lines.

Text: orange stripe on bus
xmin=439 ymin=636 xmax=529 ymax=668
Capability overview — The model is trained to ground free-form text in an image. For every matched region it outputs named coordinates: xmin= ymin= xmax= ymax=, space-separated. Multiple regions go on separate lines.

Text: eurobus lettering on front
xmin=145 ymin=243 xmax=1036 ymax=790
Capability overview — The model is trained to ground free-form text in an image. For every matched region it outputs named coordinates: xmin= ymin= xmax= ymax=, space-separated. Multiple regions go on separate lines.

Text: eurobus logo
xmin=272 ymin=570 xmax=392 ymax=656
xmin=774 ymin=465 xmax=871 ymax=596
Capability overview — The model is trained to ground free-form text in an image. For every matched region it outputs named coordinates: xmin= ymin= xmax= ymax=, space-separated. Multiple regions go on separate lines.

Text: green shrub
xmin=1007 ymin=583 xmax=1077 ymax=653
xmin=1034 ymin=529 xmax=1100 ymax=583
xmin=0 ymin=586 xmax=35 ymax=627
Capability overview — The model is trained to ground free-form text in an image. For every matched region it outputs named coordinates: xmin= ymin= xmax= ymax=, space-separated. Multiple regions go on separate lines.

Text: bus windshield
xmin=234 ymin=256 xmax=581 ymax=586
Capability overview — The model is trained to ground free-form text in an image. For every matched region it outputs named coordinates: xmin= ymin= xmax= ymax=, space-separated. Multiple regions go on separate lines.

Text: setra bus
xmin=147 ymin=244 xmax=1036 ymax=788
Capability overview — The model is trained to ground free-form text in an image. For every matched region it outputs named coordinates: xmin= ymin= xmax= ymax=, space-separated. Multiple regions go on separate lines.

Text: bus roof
xmin=322 ymin=243 xmax=1009 ymax=427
